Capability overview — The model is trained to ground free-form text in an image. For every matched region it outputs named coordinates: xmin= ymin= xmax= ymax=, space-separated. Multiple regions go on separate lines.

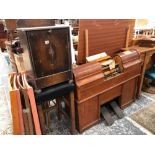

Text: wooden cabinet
xmin=17 ymin=26 xmax=73 ymax=89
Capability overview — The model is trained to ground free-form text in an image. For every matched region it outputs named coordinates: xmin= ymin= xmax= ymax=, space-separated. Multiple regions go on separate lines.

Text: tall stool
xmin=35 ymin=82 xmax=76 ymax=134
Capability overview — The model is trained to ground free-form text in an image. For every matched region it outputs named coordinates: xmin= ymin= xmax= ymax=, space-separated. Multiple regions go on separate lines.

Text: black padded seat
xmin=35 ymin=82 xmax=75 ymax=104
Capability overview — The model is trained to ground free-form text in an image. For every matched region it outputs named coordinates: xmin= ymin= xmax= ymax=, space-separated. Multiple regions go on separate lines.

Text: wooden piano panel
xmin=77 ymin=64 xmax=141 ymax=101
xmin=99 ymin=86 xmax=122 ymax=105
xmin=76 ymin=96 xmax=100 ymax=133
xmin=77 ymin=19 xmax=135 ymax=64
xmin=120 ymin=78 xmax=137 ymax=108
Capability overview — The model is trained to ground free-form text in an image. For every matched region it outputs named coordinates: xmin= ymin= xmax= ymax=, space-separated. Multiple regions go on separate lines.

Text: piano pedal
xmin=109 ymin=101 xmax=124 ymax=119
xmin=101 ymin=106 xmax=114 ymax=126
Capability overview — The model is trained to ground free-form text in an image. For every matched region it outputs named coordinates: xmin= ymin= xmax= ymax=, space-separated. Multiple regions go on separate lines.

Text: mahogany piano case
xmin=17 ymin=26 xmax=72 ymax=89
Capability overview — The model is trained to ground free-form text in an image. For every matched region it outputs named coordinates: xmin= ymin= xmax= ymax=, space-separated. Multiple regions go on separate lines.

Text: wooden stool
xmin=35 ymin=82 xmax=76 ymax=135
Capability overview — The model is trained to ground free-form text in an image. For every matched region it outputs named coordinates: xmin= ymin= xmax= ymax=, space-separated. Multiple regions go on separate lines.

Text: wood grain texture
xmin=17 ymin=19 xmax=55 ymax=28
xmin=121 ymin=46 xmax=155 ymax=96
xmin=18 ymin=26 xmax=72 ymax=89
xmin=74 ymin=51 xmax=142 ymax=132
xmin=5 ymin=19 xmax=17 ymax=30
xmin=77 ymin=19 xmax=135 ymax=64
xmin=9 ymin=73 xmax=25 ymax=135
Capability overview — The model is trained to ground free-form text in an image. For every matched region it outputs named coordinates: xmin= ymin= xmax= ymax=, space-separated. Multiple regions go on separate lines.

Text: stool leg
xmin=37 ymin=104 xmax=46 ymax=135
xmin=44 ymin=102 xmax=51 ymax=131
xmin=69 ymin=91 xmax=76 ymax=134
xmin=56 ymin=98 xmax=62 ymax=121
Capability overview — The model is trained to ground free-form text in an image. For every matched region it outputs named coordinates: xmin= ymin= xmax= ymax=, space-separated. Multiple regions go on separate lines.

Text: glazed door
xmin=26 ymin=28 xmax=71 ymax=78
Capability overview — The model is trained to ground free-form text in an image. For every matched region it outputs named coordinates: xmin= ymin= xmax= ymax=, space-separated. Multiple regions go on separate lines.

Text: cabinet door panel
xmin=77 ymin=96 xmax=100 ymax=132
xmin=27 ymin=28 xmax=71 ymax=78
xmin=120 ymin=78 xmax=137 ymax=108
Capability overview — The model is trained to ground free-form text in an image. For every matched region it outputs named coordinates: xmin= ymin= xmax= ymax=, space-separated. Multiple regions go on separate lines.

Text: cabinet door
xmin=120 ymin=78 xmax=137 ymax=108
xmin=77 ymin=97 xmax=100 ymax=133
xmin=26 ymin=28 xmax=71 ymax=78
